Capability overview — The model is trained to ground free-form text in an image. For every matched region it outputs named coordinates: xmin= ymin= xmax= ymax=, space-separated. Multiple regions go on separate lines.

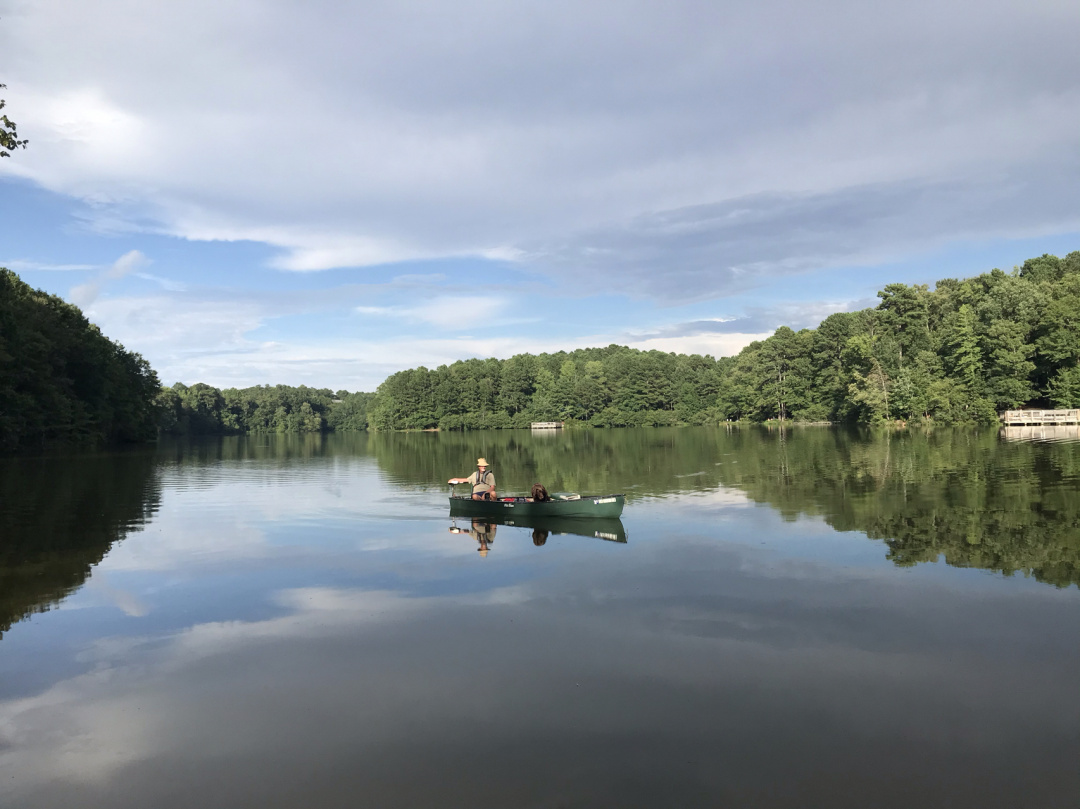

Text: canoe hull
xmin=449 ymin=494 xmax=625 ymax=519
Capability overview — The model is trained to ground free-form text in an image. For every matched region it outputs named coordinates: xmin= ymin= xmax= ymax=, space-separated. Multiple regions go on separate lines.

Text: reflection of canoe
xmin=448 ymin=493 xmax=624 ymax=519
xmin=454 ymin=513 xmax=627 ymax=543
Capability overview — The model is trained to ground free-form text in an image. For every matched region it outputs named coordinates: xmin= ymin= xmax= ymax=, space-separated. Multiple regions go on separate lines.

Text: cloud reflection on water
xmin=3 ymin=520 xmax=1079 ymax=807
xmin=2 ymin=431 xmax=1080 ymax=807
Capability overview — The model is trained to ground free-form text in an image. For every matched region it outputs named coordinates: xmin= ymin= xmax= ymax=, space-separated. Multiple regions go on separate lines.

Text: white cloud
xmin=267 ymin=234 xmax=434 ymax=272
xmin=4 ymin=0 xmax=1077 ymax=384
xmin=73 ymin=284 xmax=833 ymax=389
xmin=1 ymin=260 xmax=97 ymax=272
xmin=79 ymin=293 xmax=267 ymax=373
xmin=623 ymin=332 xmax=774 ymax=358
xmin=133 ymin=272 xmax=186 ymax=292
xmin=68 ymin=249 xmax=150 ymax=307
xmin=405 ymin=296 xmax=508 ymax=329
xmin=134 ymin=329 xmax=774 ymax=391
xmin=391 ymin=273 xmax=448 ymax=285
xmin=0 ymin=0 xmax=1076 ymax=299
xmin=0 ymin=86 xmax=155 ymax=193
xmin=354 ymin=305 xmax=393 ymax=316
xmin=104 ymin=249 xmax=148 ymax=279
xmin=354 ymin=295 xmax=512 ymax=331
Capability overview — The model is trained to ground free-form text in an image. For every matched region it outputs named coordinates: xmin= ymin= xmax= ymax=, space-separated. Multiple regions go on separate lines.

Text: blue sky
xmin=2 ymin=0 xmax=1078 ymax=391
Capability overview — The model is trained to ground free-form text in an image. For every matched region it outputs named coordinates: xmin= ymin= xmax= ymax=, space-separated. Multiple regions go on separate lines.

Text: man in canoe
xmin=449 ymin=457 xmax=497 ymax=500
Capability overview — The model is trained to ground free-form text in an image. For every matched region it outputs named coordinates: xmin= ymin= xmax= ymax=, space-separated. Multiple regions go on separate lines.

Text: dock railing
xmin=1001 ymin=409 xmax=1080 ymax=425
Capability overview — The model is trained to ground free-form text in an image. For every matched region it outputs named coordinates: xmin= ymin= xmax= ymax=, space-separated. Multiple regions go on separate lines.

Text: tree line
xmin=719 ymin=251 xmax=1080 ymax=424
xmin=370 ymin=251 xmax=1080 ymax=429
xmin=155 ymin=383 xmax=373 ymax=435
xmin=0 ymin=270 xmax=161 ymax=451
xmin=3 ymin=250 xmax=1078 ymax=447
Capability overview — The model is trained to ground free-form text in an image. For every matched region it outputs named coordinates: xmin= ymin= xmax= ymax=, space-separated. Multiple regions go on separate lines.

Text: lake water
xmin=1 ymin=427 xmax=1078 ymax=808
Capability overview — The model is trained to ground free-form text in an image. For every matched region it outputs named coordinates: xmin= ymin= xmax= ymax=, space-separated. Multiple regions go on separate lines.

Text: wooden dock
xmin=1001 ymin=409 xmax=1080 ymax=425
xmin=530 ymin=421 xmax=564 ymax=429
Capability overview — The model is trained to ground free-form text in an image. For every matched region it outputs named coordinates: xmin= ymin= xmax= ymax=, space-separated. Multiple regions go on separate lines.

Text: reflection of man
xmin=448 ymin=520 xmax=497 ymax=556
xmin=471 ymin=520 xmax=496 ymax=557
xmin=448 ymin=457 xmax=497 ymax=501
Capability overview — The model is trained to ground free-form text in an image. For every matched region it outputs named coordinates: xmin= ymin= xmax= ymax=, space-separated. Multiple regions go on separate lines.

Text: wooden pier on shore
xmin=530 ymin=421 xmax=564 ymax=429
xmin=1001 ymin=409 xmax=1080 ymax=425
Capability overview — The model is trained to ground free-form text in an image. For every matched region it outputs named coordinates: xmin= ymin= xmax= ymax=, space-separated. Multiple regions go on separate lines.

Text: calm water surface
xmin=1 ymin=427 xmax=1078 ymax=808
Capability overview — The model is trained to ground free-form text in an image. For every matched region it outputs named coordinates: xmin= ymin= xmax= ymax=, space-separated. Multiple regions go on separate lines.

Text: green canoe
xmin=448 ymin=493 xmax=625 ymax=519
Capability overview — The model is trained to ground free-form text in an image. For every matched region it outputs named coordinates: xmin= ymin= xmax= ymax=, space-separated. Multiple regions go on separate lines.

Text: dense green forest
xmin=0 ymin=269 xmax=161 ymax=450
xmin=5 ymin=250 xmax=1079 ymax=444
xmin=155 ymin=383 xmax=373 ymax=435
xmin=368 ymin=251 xmax=1080 ymax=429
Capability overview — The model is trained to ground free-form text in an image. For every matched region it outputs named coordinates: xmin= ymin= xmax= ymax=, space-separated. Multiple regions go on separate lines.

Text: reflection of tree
xmin=367 ymin=428 xmax=731 ymax=498
xmin=0 ymin=451 xmax=160 ymax=639
xmin=155 ymin=432 xmax=371 ymax=466
xmin=370 ymin=427 xmax=1080 ymax=587
xmin=707 ymin=428 xmax=1080 ymax=588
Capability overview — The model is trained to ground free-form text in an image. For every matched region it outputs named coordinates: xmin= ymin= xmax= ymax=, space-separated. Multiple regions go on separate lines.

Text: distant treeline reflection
xmin=0 ymin=450 xmax=160 ymax=639
xmin=711 ymin=428 xmax=1080 ymax=589
xmin=367 ymin=427 xmax=1080 ymax=588
xmin=1 ymin=428 xmax=1075 ymax=642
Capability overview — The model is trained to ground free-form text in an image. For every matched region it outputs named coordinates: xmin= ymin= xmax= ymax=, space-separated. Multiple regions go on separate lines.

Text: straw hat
xmin=476 ymin=457 xmax=489 ymax=466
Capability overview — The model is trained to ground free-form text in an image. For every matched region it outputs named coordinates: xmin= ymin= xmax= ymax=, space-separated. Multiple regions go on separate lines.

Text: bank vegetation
xmin=3 ymin=250 xmax=1078 ymax=445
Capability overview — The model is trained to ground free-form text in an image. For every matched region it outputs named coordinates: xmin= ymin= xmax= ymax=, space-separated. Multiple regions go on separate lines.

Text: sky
xmin=1 ymin=0 xmax=1079 ymax=391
